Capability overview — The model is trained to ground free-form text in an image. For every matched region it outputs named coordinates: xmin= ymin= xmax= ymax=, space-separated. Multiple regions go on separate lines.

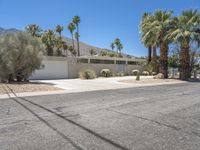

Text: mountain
xmin=0 ymin=27 xmax=135 ymax=58
xmin=0 ymin=27 xmax=20 ymax=35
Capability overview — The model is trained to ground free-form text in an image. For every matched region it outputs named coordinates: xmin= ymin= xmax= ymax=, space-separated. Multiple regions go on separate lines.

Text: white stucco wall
xmin=29 ymin=56 xmax=144 ymax=80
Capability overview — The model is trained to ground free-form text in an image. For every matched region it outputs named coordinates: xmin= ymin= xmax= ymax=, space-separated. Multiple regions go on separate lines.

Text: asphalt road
xmin=0 ymin=82 xmax=200 ymax=150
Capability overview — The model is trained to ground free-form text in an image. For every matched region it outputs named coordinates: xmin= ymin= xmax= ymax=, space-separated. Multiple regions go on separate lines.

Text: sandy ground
xmin=0 ymin=82 xmax=62 ymax=94
xmin=119 ymin=78 xmax=185 ymax=84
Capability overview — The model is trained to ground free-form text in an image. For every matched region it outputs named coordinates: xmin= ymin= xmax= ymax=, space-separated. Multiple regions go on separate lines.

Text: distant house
xmin=29 ymin=56 xmax=144 ymax=80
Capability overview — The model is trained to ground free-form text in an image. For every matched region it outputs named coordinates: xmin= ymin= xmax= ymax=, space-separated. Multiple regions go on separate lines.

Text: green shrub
xmin=132 ymin=70 xmax=140 ymax=76
xmin=100 ymin=69 xmax=112 ymax=77
xmin=0 ymin=32 xmax=45 ymax=82
xmin=79 ymin=69 xmax=96 ymax=79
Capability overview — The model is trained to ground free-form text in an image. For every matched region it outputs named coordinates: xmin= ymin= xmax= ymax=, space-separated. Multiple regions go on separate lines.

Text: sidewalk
xmin=0 ymin=76 xmax=186 ymax=99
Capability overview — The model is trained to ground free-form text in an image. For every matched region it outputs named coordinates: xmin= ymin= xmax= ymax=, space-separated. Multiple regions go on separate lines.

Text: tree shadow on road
xmin=4 ymin=85 xmax=130 ymax=150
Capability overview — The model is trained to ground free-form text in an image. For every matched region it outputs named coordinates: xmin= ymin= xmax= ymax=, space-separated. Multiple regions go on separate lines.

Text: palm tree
xmin=67 ymin=22 xmax=76 ymax=49
xmin=167 ymin=9 xmax=200 ymax=80
xmin=72 ymin=16 xmax=81 ymax=56
xmin=55 ymin=25 xmax=64 ymax=56
xmin=42 ymin=30 xmax=55 ymax=56
xmin=141 ymin=11 xmax=173 ymax=78
xmin=110 ymin=43 xmax=115 ymax=51
xmin=118 ymin=43 xmax=123 ymax=54
xmin=140 ymin=13 xmax=154 ymax=64
xmin=154 ymin=10 xmax=173 ymax=78
xmin=114 ymin=38 xmax=121 ymax=53
xmin=74 ymin=32 xmax=80 ymax=55
xmin=25 ymin=24 xmax=42 ymax=37
xmin=55 ymin=25 xmax=64 ymax=39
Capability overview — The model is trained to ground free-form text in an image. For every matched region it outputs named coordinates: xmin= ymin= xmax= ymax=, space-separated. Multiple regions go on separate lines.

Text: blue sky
xmin=0 ymin=0 xmax=199 ymax=56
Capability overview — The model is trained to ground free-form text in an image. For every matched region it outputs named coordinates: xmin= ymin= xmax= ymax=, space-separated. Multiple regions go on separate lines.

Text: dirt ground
xmin=0 ymin=82 xmax=62 ymax=94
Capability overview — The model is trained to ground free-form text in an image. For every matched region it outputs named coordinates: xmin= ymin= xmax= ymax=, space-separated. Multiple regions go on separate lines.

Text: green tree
xmin=0 ymin=32 xmax=45 ymax=82
xmin=72 ymin=16 xmax=81 ymax=56
xmin=42 ymin=30 xmax=55 ymax=56
xmin=67 ymin=22 xmax=76 ymax=49
xmin=25 ymin=24 xmax=42 ymax=37
xmin=167 ymin=9 xmax=200 ymax=79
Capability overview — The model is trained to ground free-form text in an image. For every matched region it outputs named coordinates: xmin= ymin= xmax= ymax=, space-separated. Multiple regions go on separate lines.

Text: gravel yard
xmin=0 ymin=82 xmax=62 ymax=94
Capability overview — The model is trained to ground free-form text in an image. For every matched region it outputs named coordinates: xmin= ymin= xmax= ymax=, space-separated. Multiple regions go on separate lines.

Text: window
xmin=90 ymin=59 xmax=114 ymax=64
xmin=116 ymin=61 xmax=126 ymax=64
xmin=127 ymin=61 xmax=138 ymax=65
xmin=77 ymin=58 xmax=88 ymax=63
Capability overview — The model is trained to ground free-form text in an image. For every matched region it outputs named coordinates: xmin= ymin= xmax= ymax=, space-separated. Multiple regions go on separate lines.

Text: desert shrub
xmin=0 ymin=32 xmax=45 ymax=82
xmin=116 ymin=72 xmax=124 ymax=77
xmin=100 ymin=69 xmax=112 ymax=77
xmin=132 ymin=70 xmax=140 ymax=76
xmin=142 ymin=71 xmax=150 ymax=76
xmin=136 ymin=73 xmax=140 ymax=81
xmin=79 ymin=69 xmax=96 ymax=79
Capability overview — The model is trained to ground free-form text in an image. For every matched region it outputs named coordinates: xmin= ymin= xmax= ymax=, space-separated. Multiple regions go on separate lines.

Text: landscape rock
xmin=153 ymin=73 xmax=164 ymax=79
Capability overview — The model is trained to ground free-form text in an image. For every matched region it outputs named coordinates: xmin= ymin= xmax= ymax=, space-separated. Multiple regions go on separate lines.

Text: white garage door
xmin=30 ymin=60 xmax=68 ymax=80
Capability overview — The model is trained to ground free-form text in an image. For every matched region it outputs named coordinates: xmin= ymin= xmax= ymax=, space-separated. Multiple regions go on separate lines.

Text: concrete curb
xmin=0 ymin=81 xmax=186 ymax=99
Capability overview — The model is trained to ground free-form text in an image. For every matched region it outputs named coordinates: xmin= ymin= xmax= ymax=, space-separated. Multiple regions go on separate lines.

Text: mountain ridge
xmin=0 ymin=27 xmax=135 ymax=58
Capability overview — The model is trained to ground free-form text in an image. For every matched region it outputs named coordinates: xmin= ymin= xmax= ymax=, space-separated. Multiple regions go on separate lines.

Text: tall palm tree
xmin=25 ymin=24 xmax=42 ymax=37
xmin=55 ymin=25 xmax=64 ymax=39
xmin=67 ymin=22 xmax=76 ymax=49
xmin=153 ymin=10 xmax=173 ymax=78
xmin=167 ymin=9 xmax=200 ymax=80
xmin=110 ymin=43 xmax=115 ymax=51
xmin=55 ymin=25 xmax=64 ymax=56
xmin=74 ymin=32 xmax=80 ymax=55
xmin=140 ymin=13 xmax=154 ymax=64
xmin=72 ymin=16 xmax=81 ymax=56
xmin=141 ymin=11 xmax=173 ymax=78
xmin=114 ymin=38 xmax=121 ymax=53
xmin=118 ymin=43 xmax=123 ymax=54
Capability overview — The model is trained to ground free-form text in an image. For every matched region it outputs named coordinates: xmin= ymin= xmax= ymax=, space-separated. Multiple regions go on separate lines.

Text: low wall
xmin=68 ymin=63 xmax=143 ymax=78
xmin=30 ymin=56 xmax=144 ymax=80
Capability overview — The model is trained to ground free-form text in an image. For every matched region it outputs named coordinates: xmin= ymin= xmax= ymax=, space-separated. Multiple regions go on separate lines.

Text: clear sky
xmin=0 ymin=0 xmax=199 ymax=56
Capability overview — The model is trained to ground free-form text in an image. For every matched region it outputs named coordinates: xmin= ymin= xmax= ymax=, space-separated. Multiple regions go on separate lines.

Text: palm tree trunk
xmin=159 ymin=41 xmax=168 ymax=78
xmin=152 ymin=46 xmax=157 ymax=72
xmin=77 ymin=38 xmax=80 ymax=56
xmin=180 ymin=41 xmax=190 ymax=80
xmin=148 ymin=46 xmax=152 ymax=64
xmin=71 ymin=33 xmax=75 ymax=49
xmin=77 ymin=25 xmax=80 ymax=57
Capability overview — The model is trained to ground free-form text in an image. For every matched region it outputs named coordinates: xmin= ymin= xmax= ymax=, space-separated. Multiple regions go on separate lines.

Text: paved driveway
xmin=0 ymin=83 xmax=200 ymax=150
